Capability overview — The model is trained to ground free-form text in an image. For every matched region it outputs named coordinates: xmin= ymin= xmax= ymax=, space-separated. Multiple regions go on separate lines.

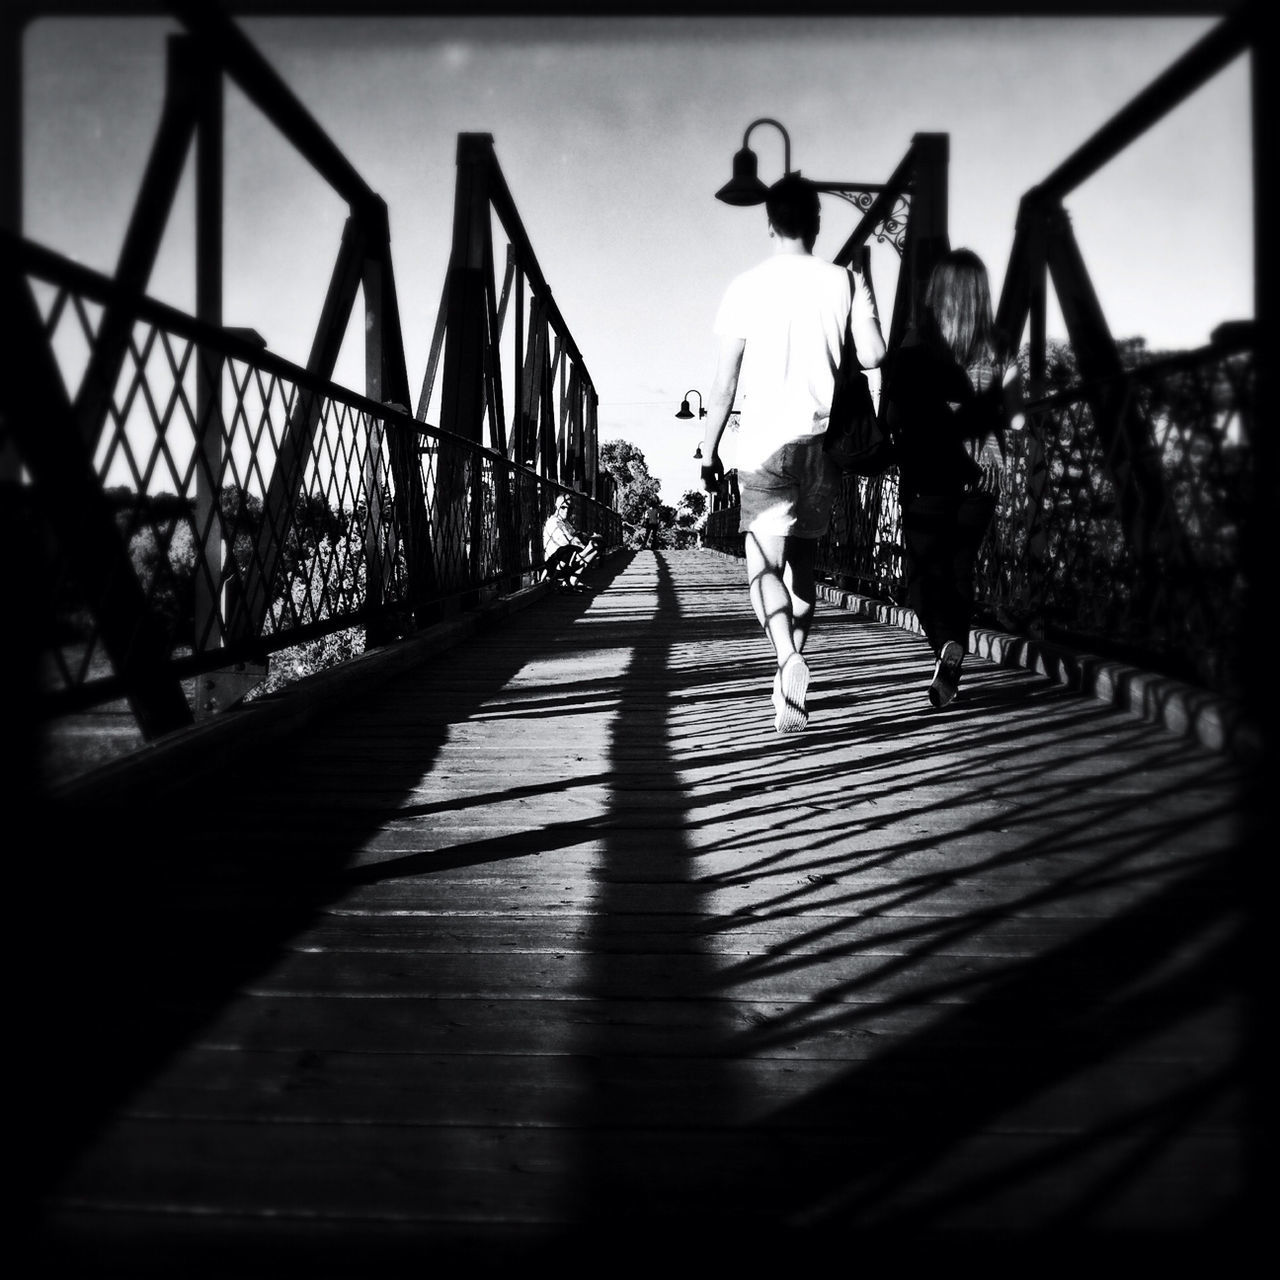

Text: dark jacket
xmin=882 ymin=335 xmax=1001 ymax=500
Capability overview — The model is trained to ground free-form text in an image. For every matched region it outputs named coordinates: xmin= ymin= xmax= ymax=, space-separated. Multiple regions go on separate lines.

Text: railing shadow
xmin=23 ymin=550 xmax=1254 ymax=1266
xmin=20 ymin=557 xmax=631 ymax=1201
xmin=524 ymin=556 xmax=1251 ymax=1260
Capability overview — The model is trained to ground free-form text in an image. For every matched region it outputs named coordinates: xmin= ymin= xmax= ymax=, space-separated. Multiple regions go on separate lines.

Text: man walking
xmin=700 ymin=173 xmax=885 ymax=732
xmin=639 ymin=501 xmax=662 ymax=550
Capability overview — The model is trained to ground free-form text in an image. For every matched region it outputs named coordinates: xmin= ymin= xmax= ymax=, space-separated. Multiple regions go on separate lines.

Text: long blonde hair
xmin=923 ymin=248 xmax=998 ymax=368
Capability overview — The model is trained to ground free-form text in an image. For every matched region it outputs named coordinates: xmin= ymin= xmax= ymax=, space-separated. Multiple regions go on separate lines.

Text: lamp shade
xmin=675 ymin=400 xmax=694 ymax=420
xmin=715 ymin=146 xmax=769 ymax=206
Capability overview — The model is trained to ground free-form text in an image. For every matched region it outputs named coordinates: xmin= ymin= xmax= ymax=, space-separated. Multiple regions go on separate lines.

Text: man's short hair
xmin=765 ymin=174 xmax=820 ymax=245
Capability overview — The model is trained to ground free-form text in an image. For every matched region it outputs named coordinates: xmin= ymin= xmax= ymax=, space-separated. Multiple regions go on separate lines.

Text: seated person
xmin=542 ymin=493 xmax=601 ymax=593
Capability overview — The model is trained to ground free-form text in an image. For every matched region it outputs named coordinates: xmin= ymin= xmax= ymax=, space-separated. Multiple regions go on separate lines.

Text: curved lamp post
xmin=674 ymin=390 xmax=706 ymax=420
xmin=715 ymin=118 xmax=791 ymax=206
xmin=676 ymin=390 xmax=708 ymax=457
xmin=715 ymin=116 xmax=884 ymax=209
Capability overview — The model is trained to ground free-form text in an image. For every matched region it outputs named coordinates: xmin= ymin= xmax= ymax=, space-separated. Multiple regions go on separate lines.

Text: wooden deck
xmin=25 ymin=549 xmax=1258 ymax=1272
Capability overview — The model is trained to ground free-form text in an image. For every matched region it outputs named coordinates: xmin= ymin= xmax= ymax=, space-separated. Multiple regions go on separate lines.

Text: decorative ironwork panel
xmin=816 ymin=471 xmax=904 ymax=598
xmin=705 ymin=340 xmax=1253 ymax=702
xmin=993 ymin=345 xmax=1253 ymax=695
xmin=827 ymin=189 xmax=911 ymax=256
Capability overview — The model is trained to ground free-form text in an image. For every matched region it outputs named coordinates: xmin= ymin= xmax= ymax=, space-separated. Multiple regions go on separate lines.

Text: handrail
xmin=1019 ymin=323 xmax=1255 ymax=414
xmin=5 ymin=9 xmax=621 ymax=776
xmin=8 ymin=228 xmax=621 ymax=715
xmin=7 ymin=231 xmax=607 ymax=501
xmin=706 ymin=5 xmax=1258 ymax=707
xmin=9 ymin=234 xmax=364 ymax=395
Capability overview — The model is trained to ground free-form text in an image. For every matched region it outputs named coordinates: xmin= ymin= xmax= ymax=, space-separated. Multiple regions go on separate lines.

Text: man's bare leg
xmin=783 ymin=535 xmax=818 ymax=656
xmin=745 ymin=532 xmax=796 ymax=662
xmin=745 ymin=531 xmax=810 ymax=731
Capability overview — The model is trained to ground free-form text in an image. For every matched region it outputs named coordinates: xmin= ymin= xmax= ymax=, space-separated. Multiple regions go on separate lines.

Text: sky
xmin=20 ymin=6 xmax=1254 ymax=504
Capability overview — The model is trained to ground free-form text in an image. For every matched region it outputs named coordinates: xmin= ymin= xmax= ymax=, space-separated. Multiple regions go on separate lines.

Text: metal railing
xmin=707 ymin=329 xmax=1254 ymax=702
xmin=706 ymin=4 xmax=1258 ymax=707
xmin=4 ymin=234 xmax=621 ymax=734
xmin=2 ymin=6 xmax=620 ymax=783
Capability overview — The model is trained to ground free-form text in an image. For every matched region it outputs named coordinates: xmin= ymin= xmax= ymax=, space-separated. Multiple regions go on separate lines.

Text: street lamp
xmin=693 ymin=409 xmax=742 ymax=461
xmin=715 ymin=116 xmax=885 ymax=210
xmin=715 ymin=118 xmax=791 ymax=206
xmin=676 ymin=389 xmax=707 ymax=458
xmin=674 ymin=390 xmax=706 ymax=420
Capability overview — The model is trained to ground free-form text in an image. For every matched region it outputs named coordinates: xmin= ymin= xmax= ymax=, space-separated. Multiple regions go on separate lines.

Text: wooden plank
xmin=161 ymin=932 xmax=1228 ymax=1004
xmin=171 ymin=994 xmax=1244 ymax=1064
xmin=107 ymin=1047 xmax=1245 ymax=1131
xmin=229 ymin=910 xmax=1202 ymax=956
xmin=41 ymin=1118 xmax=1241 ymax=1231
xmin=32 ymin=548 xmax=1251 ymax=1259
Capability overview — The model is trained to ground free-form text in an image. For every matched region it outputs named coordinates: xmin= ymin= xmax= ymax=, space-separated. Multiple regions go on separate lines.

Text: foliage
xmin=669 ymin=489 xmax=708 ymax=549
xmin=251 ymin=533 xmax=367 ymax=700
xmin=1014 ymin=336 xmax=1158 ymax=396
xmin=72 ymin=484 xmax=372 ymax=700
xmin=600 ymin=439 xmax=664 ymax=547
xmin=997 ymin=335 xmax=1252 ymax=692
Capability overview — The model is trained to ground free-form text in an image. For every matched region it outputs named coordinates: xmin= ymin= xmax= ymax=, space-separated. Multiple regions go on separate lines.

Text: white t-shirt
xmin=713 ymin=254 xmax=853 ymax=471
xmin=543 ymin=513 xmax=577 ymax=557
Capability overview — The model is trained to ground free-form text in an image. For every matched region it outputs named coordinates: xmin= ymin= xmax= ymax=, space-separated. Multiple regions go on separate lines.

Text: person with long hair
xmin=881 ymin=247 xmax=1023 ymax=708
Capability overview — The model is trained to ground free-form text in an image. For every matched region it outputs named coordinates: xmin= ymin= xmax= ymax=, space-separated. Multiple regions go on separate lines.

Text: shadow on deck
xmin=23 ymin=550 xmax=1261 ymax=1273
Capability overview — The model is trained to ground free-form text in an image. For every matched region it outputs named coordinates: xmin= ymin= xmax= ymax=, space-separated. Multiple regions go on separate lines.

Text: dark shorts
xmin=738 ymin=436 xmax=840 ymax=539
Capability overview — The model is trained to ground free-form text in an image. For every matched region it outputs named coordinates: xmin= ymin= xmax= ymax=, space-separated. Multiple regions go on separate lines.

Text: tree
xmin=670 ymin=489 xmax=708 ymax=548
xmin=1015 ymin=335 xmax=1156 ymax=395
xmin=600 ymin=439 xmax=663 ymax=546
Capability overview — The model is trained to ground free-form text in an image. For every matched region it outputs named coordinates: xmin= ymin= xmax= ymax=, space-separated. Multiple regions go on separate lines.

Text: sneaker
xmin=774 ymin=653 xmax=810 ymax=733
xmin=928 ymin=640 xmax=964 ymax=708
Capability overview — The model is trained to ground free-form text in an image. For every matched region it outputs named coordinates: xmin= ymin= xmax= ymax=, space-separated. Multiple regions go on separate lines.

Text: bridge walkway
xmin=28 ymin=548 xmax=1253 ymax=1271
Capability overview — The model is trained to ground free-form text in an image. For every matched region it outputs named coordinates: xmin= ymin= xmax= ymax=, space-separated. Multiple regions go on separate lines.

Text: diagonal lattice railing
xmin=3 ymin=6 xmax=620 ymax=774
xmin=981 ymin=334 xmax=1253 ymax=693
xmin=4 ymin=234 xmax=619 ymax=726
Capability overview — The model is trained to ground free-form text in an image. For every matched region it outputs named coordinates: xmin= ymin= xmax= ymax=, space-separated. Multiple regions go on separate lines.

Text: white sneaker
xmin=774 ymin=653 xmax=810 ymax=733
xmin=928 ymin=641 xmax=964 ymax=708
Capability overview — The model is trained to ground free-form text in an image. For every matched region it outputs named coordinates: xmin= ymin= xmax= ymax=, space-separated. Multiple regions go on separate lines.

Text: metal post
xmin=888 ymin=133 xmax=949 ymax=351
xmin=437 ymin=134 xmax=492 ymax=594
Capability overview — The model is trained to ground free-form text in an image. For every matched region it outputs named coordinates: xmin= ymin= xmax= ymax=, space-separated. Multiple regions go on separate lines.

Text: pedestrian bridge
xmin=5 ymin=4 xmax=1263 ymax=1266
xmin=27 ymin=549 xmax=1255 ymax=1268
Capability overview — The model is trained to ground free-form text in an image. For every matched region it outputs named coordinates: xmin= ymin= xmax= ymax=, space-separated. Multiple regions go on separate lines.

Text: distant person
xmin=700 ymin=173 xmax=885 ymax=733
xmin=542 ymin=492 xmax=600 ymax=594
xmin=639 ymin=502 xmax=662 ymax=549
xmin=880 ymin=247 xmax=1023 ymax=708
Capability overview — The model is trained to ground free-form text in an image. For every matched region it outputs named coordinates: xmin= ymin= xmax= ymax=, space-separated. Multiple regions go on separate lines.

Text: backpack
xmin=823 ymin=311 xmax=894 ymax=477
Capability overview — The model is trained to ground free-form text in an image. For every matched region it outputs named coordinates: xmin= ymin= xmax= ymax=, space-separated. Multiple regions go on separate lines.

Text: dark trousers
xmin=544 ymin=544 xmax=581 ymax=582
xmin=902 ymin=490 xmax=996 ymax=657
